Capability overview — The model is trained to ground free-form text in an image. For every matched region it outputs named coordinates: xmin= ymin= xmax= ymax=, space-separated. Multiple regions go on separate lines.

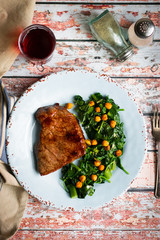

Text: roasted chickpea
xmin=89 ymin=101 xmax=95 ymax=107
xmin=95 ymin=116 xmax=101 ymax=122
xmin=85 ymin=139 xmax=92 ymax=146
xmin=91 ymin=174 xmax=97 ymax=181
xmin=116 ymin=149 xmax=122 ymax=157
xmin=102 ymin=140 xmax=109 ymax=147
xmin=94 ymin=160 xmax=101 ymax=167
xmin=102 ymin=114 xmax=108 ymax=121
xmin=66 ymin=103 xmax=73 ymax=109
xmin=79 ymin=175 xmax=86 ymax=183
xmin=76 ymin=181 xmax=83 ymax=188
xmin=91 ymin=139 xmax=98 ymax=146
xmin=105 ymin=102 xmax=112 ymax=109
xmin=99 ymin=165 xmax=105 ymax=171
xmin=95 ymin=107 xmax=101 ymax=113
xmin=110 ymin=120 xmax=116 ymax=128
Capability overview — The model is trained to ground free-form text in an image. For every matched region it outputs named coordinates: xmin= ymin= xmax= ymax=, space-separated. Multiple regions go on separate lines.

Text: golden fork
xmin=152 ymin=107 xmax=160 ymax=198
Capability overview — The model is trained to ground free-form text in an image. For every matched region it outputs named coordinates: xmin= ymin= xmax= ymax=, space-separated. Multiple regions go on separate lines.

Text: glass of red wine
xmin=18 ymin=24 xmax=56 ymax=69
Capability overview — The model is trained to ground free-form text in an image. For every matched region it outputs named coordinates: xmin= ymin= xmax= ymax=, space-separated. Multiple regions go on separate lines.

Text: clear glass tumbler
xmin=18 ymin=24 xmax=56 ymax=64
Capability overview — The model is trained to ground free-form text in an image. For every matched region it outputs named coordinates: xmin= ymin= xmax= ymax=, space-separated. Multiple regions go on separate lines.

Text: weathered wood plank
xmin=32 ymin=4 xmax=160 ymax=40
xmin=145 ymin=116 xmax=156 ymax=151
xmin=130 ymin=152 xmax=155 ymax=188
xmin=4 ymin=42 xmax=160 ymax=77
xmin=17 ymin=192 xmax=160 ymax=230
xmin=36 ymin=0 xmax=160 ymax=5
xmin=2 ymin=77 xmax=160 ymax=114
xmin=5 ymin=2 xmax=160 ymax=239
xmin=2 ymin=78 xmax=38 ymax=97
xmin=11 ymin=229 xmax=160 ymax=240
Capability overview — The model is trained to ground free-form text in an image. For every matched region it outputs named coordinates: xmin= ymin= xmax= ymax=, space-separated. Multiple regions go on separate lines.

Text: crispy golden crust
xmin=35 ymin=103 xmax=86 ymax=175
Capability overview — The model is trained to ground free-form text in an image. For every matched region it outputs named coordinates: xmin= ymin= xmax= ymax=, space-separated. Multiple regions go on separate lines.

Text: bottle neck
xmin=116 ymin=45 xmax=134 ymax=62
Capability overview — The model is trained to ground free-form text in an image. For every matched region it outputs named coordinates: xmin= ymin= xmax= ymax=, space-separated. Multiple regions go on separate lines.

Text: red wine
xmin=19 ymin=24 xmax=56 ymax=62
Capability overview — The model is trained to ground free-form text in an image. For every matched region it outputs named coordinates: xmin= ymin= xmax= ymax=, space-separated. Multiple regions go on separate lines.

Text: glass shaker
xmin=89 ymin=9 xmax=134 ymax=62
xmin=128 ymin=18 xmax=155 ymax=48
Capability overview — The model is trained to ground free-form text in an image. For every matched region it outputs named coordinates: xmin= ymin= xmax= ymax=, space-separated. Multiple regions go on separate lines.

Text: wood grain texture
xmin=5 ymin=2 xmax=160 ymax=239
xmin=4 ymin=42 xmax=160 ymax=78
xmin=11 ymin=230 xmax=160 ymax=240
xmin=36 ymin=0 xmax=160 ymax=4
xmin=130 ymin=152 xmax=156 ymax=188
xmin=2 ymin=77 xmax=160 ymax=114
xmin=15 ymin=192 xmax=160 ymax=230
xmin=32 ymin=4 xmax=160 ymax=40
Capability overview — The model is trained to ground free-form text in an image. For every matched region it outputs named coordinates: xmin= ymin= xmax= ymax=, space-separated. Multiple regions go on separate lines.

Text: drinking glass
xmin=18 ymin=24 xmax=56 ymax=70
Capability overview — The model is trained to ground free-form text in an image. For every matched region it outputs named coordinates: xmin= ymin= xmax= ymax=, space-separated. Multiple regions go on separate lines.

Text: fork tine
xmin=153 ymin=107 xmax=156 ymax=128
xmin=156 ymin=107 xmax=160 ymax=128
xmin=156 ymin=107 xmax=159 ymax=128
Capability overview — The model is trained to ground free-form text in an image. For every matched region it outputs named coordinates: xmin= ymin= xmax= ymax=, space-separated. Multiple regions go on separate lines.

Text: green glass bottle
xmin=89 ymin=9 xmax=134 ymax=62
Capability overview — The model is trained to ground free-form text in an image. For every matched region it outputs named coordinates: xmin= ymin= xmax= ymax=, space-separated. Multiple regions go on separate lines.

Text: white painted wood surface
xmin=3 ymin=1 xmax=160 ymax=239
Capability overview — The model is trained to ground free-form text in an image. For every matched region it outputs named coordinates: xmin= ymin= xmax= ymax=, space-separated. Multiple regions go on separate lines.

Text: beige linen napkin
xmin=0 ymin=0 xmax=35 ymax=78
xmin=0 ymin=161 xmax=28 ymax=240
xmin=0 ymin=0 xmax=35 ymax=239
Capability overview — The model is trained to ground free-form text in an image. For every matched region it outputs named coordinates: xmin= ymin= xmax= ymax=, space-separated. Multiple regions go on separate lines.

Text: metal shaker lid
xmin=134 ymin=18 xmax=155 ymax=38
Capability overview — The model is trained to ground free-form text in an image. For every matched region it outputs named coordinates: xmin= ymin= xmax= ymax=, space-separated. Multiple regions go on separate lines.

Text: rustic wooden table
xmin=3 ymin=0 xmax=160 ymax=239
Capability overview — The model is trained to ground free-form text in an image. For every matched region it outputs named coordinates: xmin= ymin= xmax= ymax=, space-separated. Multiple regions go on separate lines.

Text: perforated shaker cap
xmin=134 ymin=18 xmax=155 ymax=39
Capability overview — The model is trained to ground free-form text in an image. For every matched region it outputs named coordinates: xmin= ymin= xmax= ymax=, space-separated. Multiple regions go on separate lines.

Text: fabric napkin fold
xmin=0 ymin=0 xmax=36 ymax=78
xmin=0 ymin=81 xmax=29 ymax=240
xmin=0 ymin=0 xmax=36 ymax=239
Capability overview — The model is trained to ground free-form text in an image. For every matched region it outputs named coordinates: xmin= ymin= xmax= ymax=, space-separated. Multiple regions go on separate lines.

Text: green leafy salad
xmin=61 ymin=93 xmax=128 ymax=199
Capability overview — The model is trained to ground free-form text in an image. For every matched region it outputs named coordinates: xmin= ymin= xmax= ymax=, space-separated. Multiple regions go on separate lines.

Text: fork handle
xmin=155 ymin=141 xmax=160 ymax=198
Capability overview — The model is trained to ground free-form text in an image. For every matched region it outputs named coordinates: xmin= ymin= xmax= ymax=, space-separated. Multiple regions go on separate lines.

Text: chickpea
xmin=116 ymin=149 xmax=122 ymax=157
xmin=85 ymin=139 xmax=92 ymax=146
xmin=102 ymin=140 xmax=109 ymax=147
xmin=95 ymin=107 xmax=101 ymax=113
xmin=95 ymin=116 xmax=101 ymax=122
xmin=102 ymin=114 xmax=108 ymax=121
xmin=105 ymin=145 xmax=110 ymax=151
xmin=76 ymin=181 xmax=83 ymax=188
xmin=105 ymin=102 xmax=112 ymax=109
xmin=91 ymin=174 xmax=97 ymax=181
xmin=89 ymin=101 xmax=95 ymax=107
xmin=110 ymin=120 xmax=116 ymax=128
xmin=94 ymin=160 xmax=101 ymax=167
xmin=99 ymin=165 xmax=105 ymax=171
xmin=66 ymin=103 xmax=73 ymax=109
xmin=79 ymin=175 xmax=86 ymax=183
xmin=91 ymin=139 xmax=98 ymax=146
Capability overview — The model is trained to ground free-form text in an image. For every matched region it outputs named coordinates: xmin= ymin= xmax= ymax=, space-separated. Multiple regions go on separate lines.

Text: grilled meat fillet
xmin=35 ymin=103 xmax=86 ymax=175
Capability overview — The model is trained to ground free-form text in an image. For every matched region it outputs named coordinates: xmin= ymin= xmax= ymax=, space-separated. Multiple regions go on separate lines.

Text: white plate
xmin=6 ymin=71 xmax=146 ymax=211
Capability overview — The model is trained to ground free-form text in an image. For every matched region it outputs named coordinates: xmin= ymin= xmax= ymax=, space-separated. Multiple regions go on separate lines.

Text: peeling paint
xmin=4 ymin=2 xmax=160 ymax=239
